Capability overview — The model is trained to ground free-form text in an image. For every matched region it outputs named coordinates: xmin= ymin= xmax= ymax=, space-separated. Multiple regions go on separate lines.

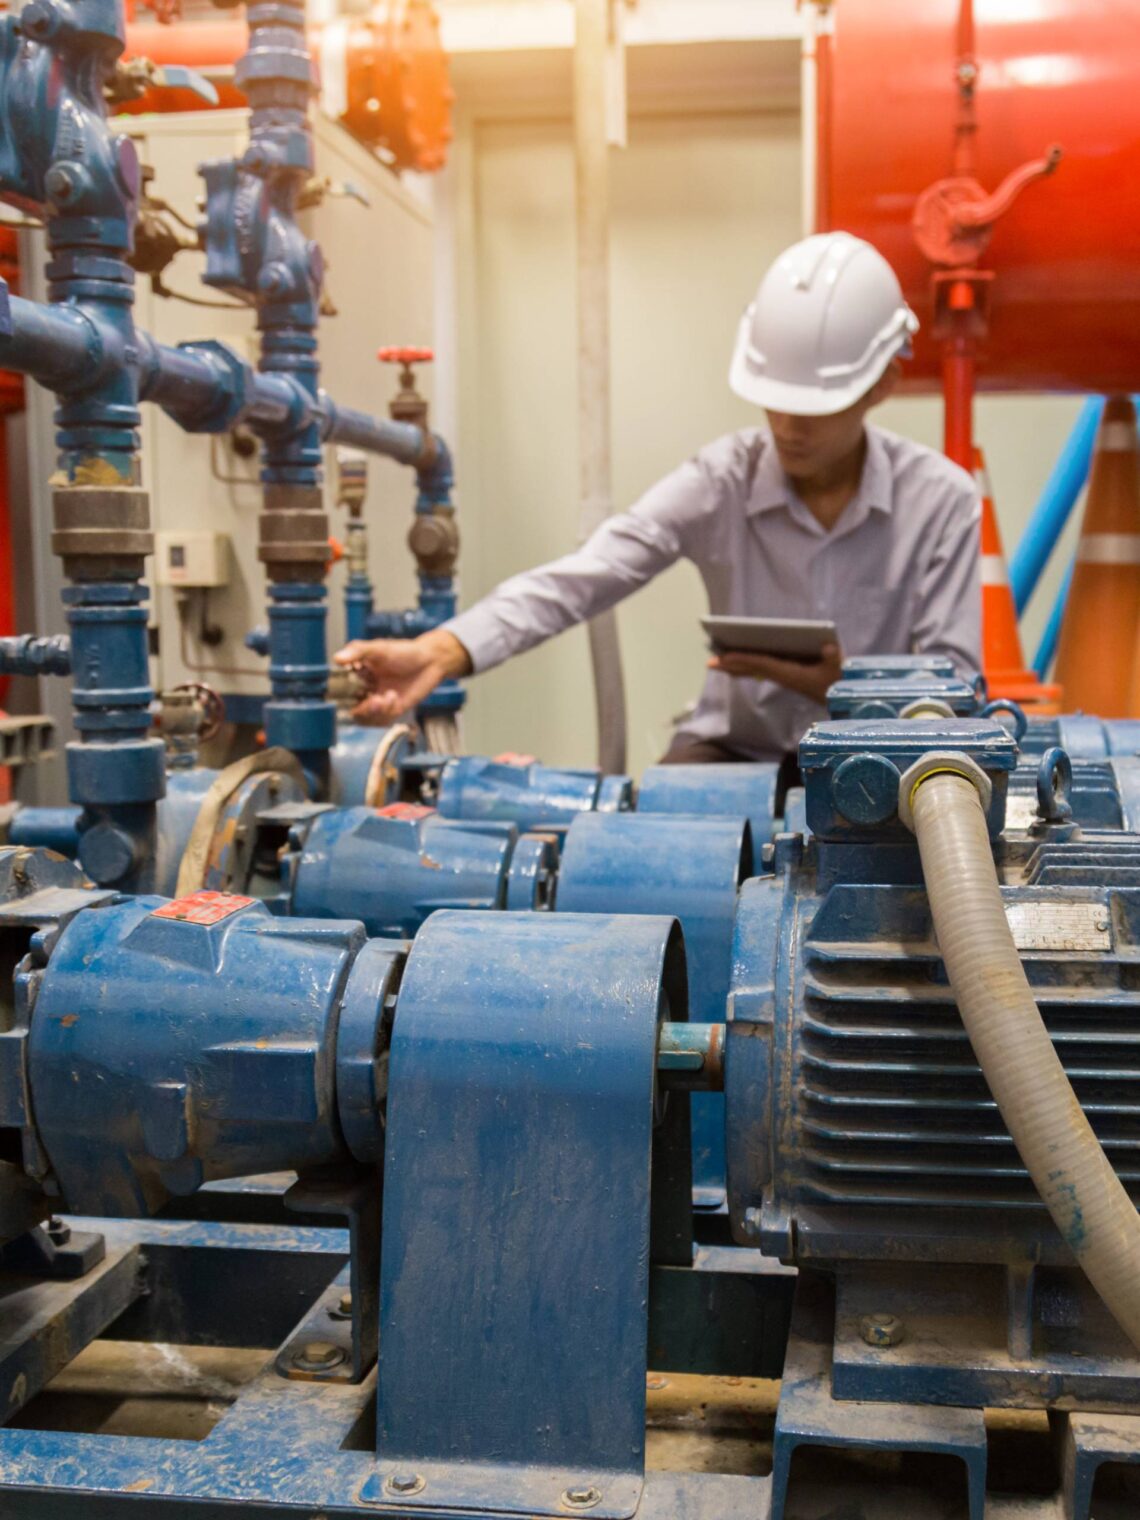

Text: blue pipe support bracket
xmin=374 ymin=910 xmax=686 ymax=1514
xmin=638 ymin=762 xmax=780 ymax=846
xmin=1010 ymin=396 xmax=1104 ymax=614
xmin=557 ymin=811 xmax=753 ymax=1207
xmin=27 ymin=891 xmax=377 ymax=1216
xmin=287 ymin=805 xmax=557 ymax=935
xmin=434 ymin=753 xmax=634 ymax=836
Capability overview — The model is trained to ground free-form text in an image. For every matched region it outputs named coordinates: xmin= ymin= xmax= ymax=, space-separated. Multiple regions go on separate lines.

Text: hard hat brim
xmin=728 ymin=336 xmax=898 ymax=417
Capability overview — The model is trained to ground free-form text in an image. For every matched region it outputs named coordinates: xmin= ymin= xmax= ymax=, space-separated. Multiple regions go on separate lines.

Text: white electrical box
xmin=155 ymin=531 xmax=231 ymax=588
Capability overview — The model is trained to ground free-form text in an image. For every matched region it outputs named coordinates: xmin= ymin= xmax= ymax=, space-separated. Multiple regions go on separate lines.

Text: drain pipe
xmin=899 ymin=754 xmax=1140 ymax=1351
xmin=574 ymin=0 xmax=627 ymax=775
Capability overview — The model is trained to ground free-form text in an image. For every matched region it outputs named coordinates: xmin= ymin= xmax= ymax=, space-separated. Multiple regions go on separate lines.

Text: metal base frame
xmin=0 ymin=1221 xmax=1138 ymax=1518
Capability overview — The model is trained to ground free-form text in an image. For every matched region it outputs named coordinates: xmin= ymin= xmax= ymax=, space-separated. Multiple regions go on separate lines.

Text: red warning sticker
xmin=376 ymin=802 xmax=435 ymax=820
xmin=151 ymin=890 xmax=256 ymax=925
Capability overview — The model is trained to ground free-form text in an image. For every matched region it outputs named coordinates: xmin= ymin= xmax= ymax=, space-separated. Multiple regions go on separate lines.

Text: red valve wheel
xmin=378 ymin=346 xmax=434 ymax=365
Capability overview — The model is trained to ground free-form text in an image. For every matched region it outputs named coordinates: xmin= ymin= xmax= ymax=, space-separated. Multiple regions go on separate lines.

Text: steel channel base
xmin=0 ymin=1216 xmax=790 ymax=1518
xmin=0 ymin=1219 xmax=1134 ymax=1518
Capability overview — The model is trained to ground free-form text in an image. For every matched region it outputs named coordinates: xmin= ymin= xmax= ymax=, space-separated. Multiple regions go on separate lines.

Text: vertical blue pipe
xmin=344 ymin=570 xmax=373 ymax=643
xmin=201 ymin=0 xmax=336 ymax=793
xmin=1033 ymin=558 xmax=1074 ymax=679
xmin=1009 ymin=397 xmax=1103 ymax=614
xmin=0 ymin=0 xmax=164 ymax=886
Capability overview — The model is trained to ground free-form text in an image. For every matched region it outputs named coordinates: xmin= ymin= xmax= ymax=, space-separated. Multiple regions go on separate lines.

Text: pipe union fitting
xmin=897 ymin=751 xmax=993 ymax=834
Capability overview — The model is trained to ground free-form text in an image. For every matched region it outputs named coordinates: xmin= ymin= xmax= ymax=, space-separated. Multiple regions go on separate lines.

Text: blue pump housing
xmin=287 ymin=806 xmax=556 ymax=935
xmin=638 ymin=762 xmax=780 ymax=845
xmin=27 ymin=894 xmax=371 ymax=1217
xmin=432 ymin=754 xmax=634 ymax=834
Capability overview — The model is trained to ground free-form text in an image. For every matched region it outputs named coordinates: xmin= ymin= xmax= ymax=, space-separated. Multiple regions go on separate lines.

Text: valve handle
xmin=378 ymin=347 xmax=434 ymax=366
xmin=913 ymin=145 xmax=1062 ymax=268
xmin=955 ymin=146 xmax=1062 ymax=231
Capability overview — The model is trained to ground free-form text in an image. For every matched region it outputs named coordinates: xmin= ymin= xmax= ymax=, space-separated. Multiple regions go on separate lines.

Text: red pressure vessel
xmin=820 ymin=0 xmax=1140 ymax=394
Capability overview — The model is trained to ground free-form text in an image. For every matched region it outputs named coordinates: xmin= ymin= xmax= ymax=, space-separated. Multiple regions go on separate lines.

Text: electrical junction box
xmin=155 ymin=531 xmax=230 ymax=588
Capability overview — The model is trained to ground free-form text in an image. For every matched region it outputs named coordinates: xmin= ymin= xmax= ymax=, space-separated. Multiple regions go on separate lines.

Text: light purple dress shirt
xmin=443 ymin=424 xmax=982 ymax=761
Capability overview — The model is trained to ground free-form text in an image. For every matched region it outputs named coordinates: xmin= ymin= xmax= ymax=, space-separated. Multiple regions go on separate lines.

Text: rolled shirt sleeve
xmin=442 ymin=452 xmax=723 ymax=674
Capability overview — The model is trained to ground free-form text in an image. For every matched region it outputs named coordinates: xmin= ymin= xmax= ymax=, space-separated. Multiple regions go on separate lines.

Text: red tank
xmin=121 ymin=0 xmax=454 ymax=173
xmin=820 ymin=0 xmax=1140 ymax=394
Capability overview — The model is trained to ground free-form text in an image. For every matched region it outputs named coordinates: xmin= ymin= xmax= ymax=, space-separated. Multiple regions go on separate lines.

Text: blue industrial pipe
xmin=1009 ymin=397 xmax=1103 ymax=614
xmin=0 ymin=635 xmax=71 ymax=677
xmin=365 ymin=376 xmax=465 ymax=726
xmin=197 ymin=0 xmax=335 ymax=792
xmin=1033 ymin=556 xmax=1074 ymax=679
xmin=0 ymin=0 xmax=459 ymax=832
xmin=0 ymin=0 xmax=165 ymax=888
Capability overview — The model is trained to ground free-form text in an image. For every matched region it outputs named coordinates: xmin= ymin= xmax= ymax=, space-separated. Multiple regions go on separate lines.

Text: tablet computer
xmin=701 ymin=615 xmax=838 ymax=662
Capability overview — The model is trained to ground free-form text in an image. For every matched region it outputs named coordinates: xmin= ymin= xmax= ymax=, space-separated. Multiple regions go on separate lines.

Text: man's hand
xmin=333 ymin=629 xmax=473 ymax=725
xmin=709 ymin=641 xmax=842 ymax=705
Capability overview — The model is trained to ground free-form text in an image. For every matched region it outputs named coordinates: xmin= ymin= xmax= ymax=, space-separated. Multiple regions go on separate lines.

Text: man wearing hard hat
xmin=336 ymin=233 xmax=981 ymax=764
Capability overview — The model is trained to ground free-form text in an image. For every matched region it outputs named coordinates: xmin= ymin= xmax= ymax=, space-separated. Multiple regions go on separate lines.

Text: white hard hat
xmin=729 ymin=232 xmax=919 ymax=416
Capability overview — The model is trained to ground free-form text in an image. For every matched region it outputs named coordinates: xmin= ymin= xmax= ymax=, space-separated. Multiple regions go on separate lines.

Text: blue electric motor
xmin=724 ymin=714 xmax=1140 ymax=1456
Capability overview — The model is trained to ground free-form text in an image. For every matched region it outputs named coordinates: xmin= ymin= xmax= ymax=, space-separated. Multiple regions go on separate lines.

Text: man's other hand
xmin=333 ymin=630 xmax=473 ymax=725
xmin=708 ymin=641 xmax=842 ymax=705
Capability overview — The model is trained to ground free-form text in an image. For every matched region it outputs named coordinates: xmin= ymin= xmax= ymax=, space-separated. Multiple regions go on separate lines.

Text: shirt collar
xmin=746 ymin=425 xmax=894 ymax=523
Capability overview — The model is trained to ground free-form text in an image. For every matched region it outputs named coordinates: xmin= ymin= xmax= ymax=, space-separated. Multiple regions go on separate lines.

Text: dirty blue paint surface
xmin=376 ymin=911 xmax=683 ymax=1516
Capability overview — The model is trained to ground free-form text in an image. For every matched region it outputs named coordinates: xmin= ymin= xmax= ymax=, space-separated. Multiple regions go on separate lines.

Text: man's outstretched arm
xmin=335 ymin=629 xmax=473 ymax=726
xmin=334 ymin=448 xmax=724 ymax=724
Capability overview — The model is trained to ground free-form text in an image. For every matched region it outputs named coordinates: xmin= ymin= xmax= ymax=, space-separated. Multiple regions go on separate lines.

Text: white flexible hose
xmin=909 ymin=771 xmax=1140 ymax=1352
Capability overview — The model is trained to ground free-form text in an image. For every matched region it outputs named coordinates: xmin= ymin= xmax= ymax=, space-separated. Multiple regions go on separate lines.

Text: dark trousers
xmin=658 ymin=735 xmax=753 ymax=765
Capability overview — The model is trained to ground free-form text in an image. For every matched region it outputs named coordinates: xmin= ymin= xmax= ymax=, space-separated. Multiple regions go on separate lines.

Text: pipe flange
xmin=897 ymin=751 xmax=993 ymax=834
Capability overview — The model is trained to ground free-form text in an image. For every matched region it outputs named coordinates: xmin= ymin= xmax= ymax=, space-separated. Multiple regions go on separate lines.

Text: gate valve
xmin=379 ymin=347 xmax=434 ymax=429
xmin=913 ymin=145 xmax=1062 ymax=269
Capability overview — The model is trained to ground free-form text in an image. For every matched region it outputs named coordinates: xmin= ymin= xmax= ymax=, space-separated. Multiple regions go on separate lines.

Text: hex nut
xmin=860 ymin=1312 xmax=905 ymax=1349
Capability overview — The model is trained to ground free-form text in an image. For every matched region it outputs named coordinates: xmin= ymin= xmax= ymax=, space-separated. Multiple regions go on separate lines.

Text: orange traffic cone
xmin=1056 ymin=397 xmax=1140 ymax=719
xmin=976 ymin=448 xmax=1063 ymax=712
